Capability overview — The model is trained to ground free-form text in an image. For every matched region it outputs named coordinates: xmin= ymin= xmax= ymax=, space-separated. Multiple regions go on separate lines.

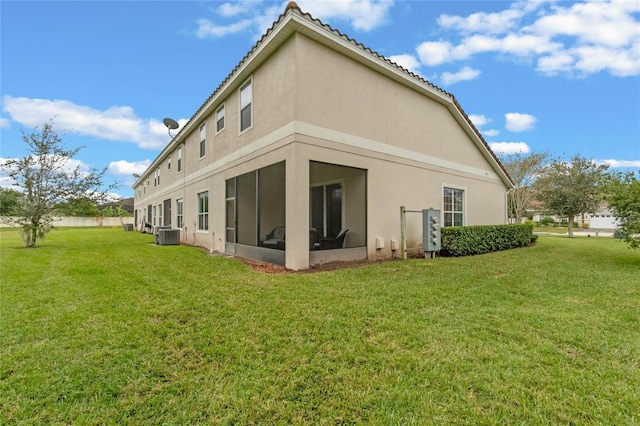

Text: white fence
xmin=0 ymin=216 xmax=134 ymax=228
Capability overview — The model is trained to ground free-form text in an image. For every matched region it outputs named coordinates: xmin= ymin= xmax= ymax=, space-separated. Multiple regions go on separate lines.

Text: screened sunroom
xmin=224 ymin=160 xmax=367 ymax=267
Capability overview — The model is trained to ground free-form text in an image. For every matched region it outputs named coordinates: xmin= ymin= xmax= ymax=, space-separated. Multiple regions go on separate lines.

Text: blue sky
xmin=2 ymin=0 xmax=639 ymax=198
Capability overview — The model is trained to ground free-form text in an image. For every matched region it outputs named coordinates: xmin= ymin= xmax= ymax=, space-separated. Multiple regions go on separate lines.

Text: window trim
xmin=442 ymin=185 xmax=466 ymax=227
xmin=177 ymin=146 xmax=182 ymax=173
xmin=216 ymin=103 xmax=225 ymax=134
xmin=239 ymin=78 xmax=253 ymax=133
xmin=197 ymin=190 xmax=209 ymax=232
xmin=176 ymin=198 xmax=184 ymax=229
xmin=157 ymin=203 xmax=163 ymax=227
xmin=199 ymin=123 xmax=206 ymax=158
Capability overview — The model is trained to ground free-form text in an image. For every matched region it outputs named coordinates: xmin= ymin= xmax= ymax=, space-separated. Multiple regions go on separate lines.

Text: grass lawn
xmin=1 ymin=227 xmax=638 ymax=424
xmin=533 ymin=226 xmax=570 ymax=234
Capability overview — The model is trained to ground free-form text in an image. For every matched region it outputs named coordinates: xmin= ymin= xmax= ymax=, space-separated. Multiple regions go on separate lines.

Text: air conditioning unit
xmin=156 ymin=229 xmax=180 ymax=245
xmin=154 ymin=225 xmax=171 ymax=234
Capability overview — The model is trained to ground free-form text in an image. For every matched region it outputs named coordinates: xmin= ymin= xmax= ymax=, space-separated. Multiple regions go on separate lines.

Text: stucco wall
xmin=132 ymin=23 xmax=509 ymax=269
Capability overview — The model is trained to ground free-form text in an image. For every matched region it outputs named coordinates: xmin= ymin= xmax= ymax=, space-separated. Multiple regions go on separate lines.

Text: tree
xmin=500 ymin=151 xmax=550 ymax=224
xmin=601 ymin=171 xmax=640 ymax=248
xmin=1 ymin=120 xmax=119 ymax=247
xmin=55 ymin=197 xmax=100 ymax=217
xmin=0 ymin=188 xmax=21 ymax=216
xmin=534 ymin=155 xmax=609 ymax=238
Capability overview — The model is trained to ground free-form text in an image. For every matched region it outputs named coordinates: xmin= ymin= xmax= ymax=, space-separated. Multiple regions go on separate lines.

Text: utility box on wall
xmin=422 ymin=209 xmax=441 ymax=254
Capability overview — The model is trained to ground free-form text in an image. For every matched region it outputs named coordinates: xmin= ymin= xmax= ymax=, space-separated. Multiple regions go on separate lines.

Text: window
xmin=157 ymin=203 xmax=163 ymax=227
xmin=176 ymin=198 xmax=183 ymax=229
xmin=197 ymin=191 xmax=209 ymax=231
xmin=216 ymin=104 xmax=225 ymax=133
xmin=168 ymin=155 xmax=171 ymax=170
xmin=311 ymin=181 xmax=343 ymax=238
xmin=157 ymin=168 xmax=160 ymax=186
xmin=177 ymin=147 xmax=182 ymax=172
xmin=240 ymin=79 xmax=252 ymax=132
xmin=152 ymin=205 xmax=157 ymax=226
xmin=443 ymin=187 xmax=464 ymax=226
xmin=199 ymin=123 xmax=206 ymax=158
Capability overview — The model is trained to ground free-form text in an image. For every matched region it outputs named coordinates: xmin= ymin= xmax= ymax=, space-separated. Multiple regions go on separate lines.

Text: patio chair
xmin=320 ymin=228 xmax=349 ymax=250
xmin=262 ymin=226 xmax=286 ymax=250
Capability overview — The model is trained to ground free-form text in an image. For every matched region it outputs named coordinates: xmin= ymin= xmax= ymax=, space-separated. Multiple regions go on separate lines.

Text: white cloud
xmin=416 ymin=41 xmax=454 ymax=66
xmin=217 ymin=2 xmax=250 ymax=18
xmin=412 ymin=0 xmax=640 ymax=77
xmin=468 ymin=115 xmax=499 ymax=137
xmin=490 ymin=142 xmax=531 ymax=155
xmin=2 ymin=96 xmax=186 ymax=150
xmin=108 ymin=160 xmax=152 ymax=177
xmin=196 ymin=0 xmax=394 ymax=40
xmin=297 ymin=0 xmax=394 ymax=32
xmin=437 ymin=4 xmax=528 ymax=35
xmin=196 ymin=18 xmax=253 ymax=38
xmin=527 ymin=1 xmax=640 ymax=48
xmin=388 ymin=54 xmax=421 ymax=72
xmin=0 ymin=117 xmax=10 ymax=129
xmin=505 ymin=112 xmax=537 ymax=132
xmin=440 ymin=66 xmax=481 ymax=85
xmin=536 ymin=52 xmax=574 ymax=74
xmin=468 ymin=114 xmax=490 ymax=128
xmin=599 ymin=159 xmax=640 ymax=168
xmin=573 ymin=44 xmax=640 ymax=77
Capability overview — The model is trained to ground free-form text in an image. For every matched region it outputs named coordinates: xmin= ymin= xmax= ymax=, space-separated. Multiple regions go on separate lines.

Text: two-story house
xmin=133 ymin=2 xmax=513 ymax=270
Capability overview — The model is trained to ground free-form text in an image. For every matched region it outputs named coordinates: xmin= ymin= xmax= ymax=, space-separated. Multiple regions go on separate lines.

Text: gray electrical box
xmin=422 ymin=209 xmax=441 ymax=253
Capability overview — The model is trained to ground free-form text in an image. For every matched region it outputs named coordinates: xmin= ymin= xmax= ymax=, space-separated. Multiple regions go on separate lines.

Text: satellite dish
xmin=163 ymin=117 xmax=179 ymax=138
xmin=163 ymin=117 xmax=179 ymax=130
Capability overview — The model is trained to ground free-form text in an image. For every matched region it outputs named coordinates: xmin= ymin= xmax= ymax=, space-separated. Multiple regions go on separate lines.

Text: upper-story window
xmin=177 ymin=146 xmax=182 ymax=172
xmin=240 ymin=79 xmax=252 ymax=132
xmin=199 ymin=123 xmax=206 ymax=158
xmin=168 ymin=155 xmax=171 ymax=170
xmin=216 ymin=104 xmax=225 ymax=133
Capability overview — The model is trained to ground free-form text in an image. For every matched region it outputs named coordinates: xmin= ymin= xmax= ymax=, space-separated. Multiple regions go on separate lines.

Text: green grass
xmin=1 ymin=227 xmax=638 ymax=424
xmin=533 ymin=225 xmax=570 ymax=234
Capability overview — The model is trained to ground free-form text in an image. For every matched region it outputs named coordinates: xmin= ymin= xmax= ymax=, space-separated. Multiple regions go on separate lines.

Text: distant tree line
xmin=501 ymin=151 xmax=639 ymax=248
xmin=0 ymin=189 xmax=129 ymax=218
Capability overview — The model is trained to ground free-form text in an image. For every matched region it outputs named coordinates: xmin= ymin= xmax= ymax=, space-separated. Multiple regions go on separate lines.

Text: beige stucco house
xmin=132 ymin=2 xmax=513 ymax=270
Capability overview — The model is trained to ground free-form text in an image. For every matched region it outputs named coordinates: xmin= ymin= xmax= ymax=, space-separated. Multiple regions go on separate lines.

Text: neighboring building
xmin=532 ymin=203 xmax=619 ymax=229
xmin=133 ymin=2 xmax=513 ymax=270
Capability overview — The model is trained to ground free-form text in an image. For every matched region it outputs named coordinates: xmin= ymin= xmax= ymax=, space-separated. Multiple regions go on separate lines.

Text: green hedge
xmin=440 ymin=223 xmax=534 ymax=257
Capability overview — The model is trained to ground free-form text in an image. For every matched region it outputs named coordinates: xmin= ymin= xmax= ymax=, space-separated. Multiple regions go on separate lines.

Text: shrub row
xmin=440 ymin=223 xmax=534 ymax=257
